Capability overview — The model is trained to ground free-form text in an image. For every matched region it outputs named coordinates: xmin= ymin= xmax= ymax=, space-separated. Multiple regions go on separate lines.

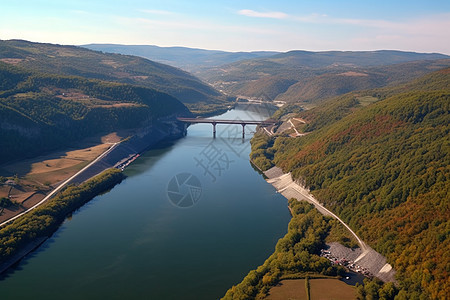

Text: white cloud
xmin=238 ymin=9 xmax=289 ymax=20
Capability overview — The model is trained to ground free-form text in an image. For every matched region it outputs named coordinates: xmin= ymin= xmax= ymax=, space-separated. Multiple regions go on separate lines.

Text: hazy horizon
xmin=79 ymin=42 xmax=450 ymax=55
xmin=1 ymin=0 xmax=450 ymax=55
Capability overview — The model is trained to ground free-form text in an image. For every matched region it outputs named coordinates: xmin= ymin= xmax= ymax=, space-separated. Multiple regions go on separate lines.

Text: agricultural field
xmin=265 ymin=279 xmax=356 ymax=300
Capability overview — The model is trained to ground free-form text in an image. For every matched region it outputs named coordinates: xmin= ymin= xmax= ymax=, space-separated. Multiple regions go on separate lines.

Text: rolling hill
xmin=257 ymin=50 xmax=449 ymax=68
xmin=250 ymin=68 xmax=450 ymax=299
xmin=78 ymin=45 xmax=450 ymax=108
xmin=197 ymin=50 xmax=450 ymax=105
xmin=0 ymin=39 xmax=230 ymax=115
xmin=0 ymin=62 xmax=191 ymax=164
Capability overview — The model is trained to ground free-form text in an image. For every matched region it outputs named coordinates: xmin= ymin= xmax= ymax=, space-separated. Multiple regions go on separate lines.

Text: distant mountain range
xmin=82 ymin=43 xmax=278 ymax=73
xmin=82 ymin=44 xmax=450 ymax=106
xmin=198 ymin=50 xmax=450 ymax=105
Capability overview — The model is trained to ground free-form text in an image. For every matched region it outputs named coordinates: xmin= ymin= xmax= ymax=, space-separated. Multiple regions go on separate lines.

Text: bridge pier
xmin=177 ymin=118 xmax=275 ymax=139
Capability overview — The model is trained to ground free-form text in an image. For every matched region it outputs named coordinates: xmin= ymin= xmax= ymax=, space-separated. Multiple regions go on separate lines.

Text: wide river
xmin=0 ymin=105 xmax=291 ymax=299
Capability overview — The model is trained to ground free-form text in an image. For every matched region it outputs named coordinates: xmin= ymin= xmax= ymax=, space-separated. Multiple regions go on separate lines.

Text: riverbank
xmin=263 ymin=166 xmax=396 ymax=283
xmin=0 ymin=169 xmax=124 ymax=275
xmin=0 ymin=237 xmax=48 ymax=275
xmin=0 ymin=106 xmax=292 ymax=300
xmin=0 ymin=115 xmax=187 ymax=227
xmin=0 ymin=116 xmax=188 ymax=275
xmin=222 ymin=199 xmax=346 ymax=300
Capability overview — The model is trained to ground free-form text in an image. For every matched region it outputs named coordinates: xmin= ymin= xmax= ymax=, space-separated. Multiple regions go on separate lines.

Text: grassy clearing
xmin=3 ymin=143 xmax=111 ymax=180
xmin=25 ymin=162 xmax=89 ymax=186
xmin=0 ymin=136 xmax=120 ymax=223
xmin=356 ymin=96 xmax=378 ymax=106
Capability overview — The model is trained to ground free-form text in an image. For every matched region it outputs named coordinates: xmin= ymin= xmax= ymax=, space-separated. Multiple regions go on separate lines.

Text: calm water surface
xmin=0 ymin=105 xmax=291 ymax=299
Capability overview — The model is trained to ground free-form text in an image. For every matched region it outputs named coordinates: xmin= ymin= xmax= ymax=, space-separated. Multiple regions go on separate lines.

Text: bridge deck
xmin=177 ymin=117 xmax=273 ymax=125
xmin=177 ymin=117 xmax=275 ymax=138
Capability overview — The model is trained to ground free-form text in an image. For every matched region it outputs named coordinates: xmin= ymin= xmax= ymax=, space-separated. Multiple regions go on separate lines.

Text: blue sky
xmin=1 ymin=0 xmax=450 ymax=54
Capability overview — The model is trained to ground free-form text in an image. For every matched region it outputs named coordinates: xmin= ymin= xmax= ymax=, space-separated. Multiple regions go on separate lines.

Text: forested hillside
xmin=199 ymin=49 xmax=450 ymax=105
xmin=0 ymin=62 xmax=191 ymax=165
xmin=250 ymin=68 xmax=450 ymax=299
xmin=0 ymin=40 xmax=231 ymax=115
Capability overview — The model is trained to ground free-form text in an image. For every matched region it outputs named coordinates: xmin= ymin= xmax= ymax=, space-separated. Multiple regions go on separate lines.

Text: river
xmin=0 ymin=104 xmax=291 ymax=300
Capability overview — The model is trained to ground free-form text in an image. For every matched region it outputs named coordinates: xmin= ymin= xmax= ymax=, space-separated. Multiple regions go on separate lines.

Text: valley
xmin=0 ymin=39 xmax=449 ymax=300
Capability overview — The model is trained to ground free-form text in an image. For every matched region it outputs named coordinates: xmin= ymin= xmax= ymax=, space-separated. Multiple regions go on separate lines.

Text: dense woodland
xmin=0 ymin=169 xmax=124 ymax=266
xmin=250 ymin=68 xmax=450 ymax=299
xmin=0 ymin=62 xmax=191 ymax=165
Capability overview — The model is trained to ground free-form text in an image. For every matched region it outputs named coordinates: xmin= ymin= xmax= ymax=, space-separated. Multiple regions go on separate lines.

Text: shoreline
xmin=0 ymin=169 xmax=124 ymax=276
xmin=0 ymin=115 xmax=187 ymax=228
xmin=263 ymin=166 xmax=396 ymax=283
xmin=0 ymin=237 xmax=48 ymax=275
xmin=0 ymin=117 xmax=187 ymax=276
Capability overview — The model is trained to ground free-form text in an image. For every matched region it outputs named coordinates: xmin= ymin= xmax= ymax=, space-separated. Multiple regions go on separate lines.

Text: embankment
xmin=66 ymin=116 xmax=187 ymax=185
xmin=264 ymin=166 xmax=396 ymax=283
xmin=0 ymin=116 xmax=188 ymax=228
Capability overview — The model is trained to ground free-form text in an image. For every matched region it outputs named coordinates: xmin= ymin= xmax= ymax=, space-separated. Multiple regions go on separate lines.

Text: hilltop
xmin=0 ymin=40 xmax=230 ymax=115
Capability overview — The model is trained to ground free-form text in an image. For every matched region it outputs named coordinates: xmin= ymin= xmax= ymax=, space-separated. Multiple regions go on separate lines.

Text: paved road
xmin=0 ymin=142 xmax=119 ymax=228
xmin=266 ymin=171 xmax=367 ymax=251
xmin=264 ymin=166 xmax=396 ymax=282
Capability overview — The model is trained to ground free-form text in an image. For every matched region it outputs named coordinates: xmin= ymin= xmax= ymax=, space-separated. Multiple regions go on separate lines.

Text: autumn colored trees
xmin=250 ymin=69 xmax=450 ymax=298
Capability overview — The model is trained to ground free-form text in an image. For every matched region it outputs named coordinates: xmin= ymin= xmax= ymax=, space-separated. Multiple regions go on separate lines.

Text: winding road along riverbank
xmin=264 ymin=166 xmax=396 ymax=283
xmin=0 ymin=143 xmax=119 ymax=228
xmin=0 ymin=107 xmax=291 ymax=300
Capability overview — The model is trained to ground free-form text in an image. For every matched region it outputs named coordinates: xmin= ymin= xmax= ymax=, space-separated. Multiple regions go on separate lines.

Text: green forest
xmin=250 ymin=68 xmax=450 ymax=299
xmin=0 ymin=62 xmax=191 ymax=164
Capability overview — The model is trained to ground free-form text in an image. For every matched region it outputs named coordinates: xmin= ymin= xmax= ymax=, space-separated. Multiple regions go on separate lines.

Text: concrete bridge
xmin=177 ymin=117 xmax=275 ymax=138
